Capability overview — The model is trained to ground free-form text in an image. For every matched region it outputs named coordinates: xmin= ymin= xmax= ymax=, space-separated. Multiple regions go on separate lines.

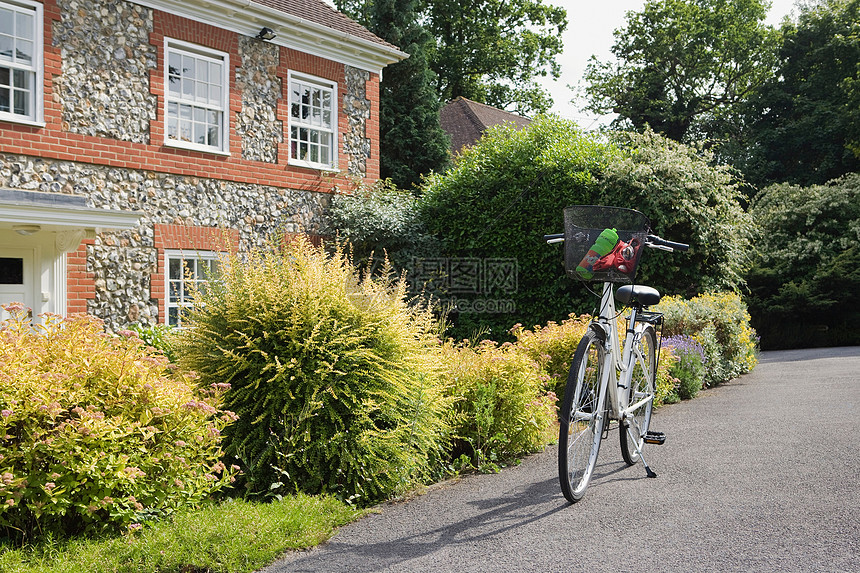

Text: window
xmin=0 ymin=0 xmax=41 ymax=124
xmin=165 ymin=40 xmax=228 ymax=153
xmin=165 ymin=251 xmax=219 ymax=327
xmin=289 ymin=72 xmax=336 ymax=170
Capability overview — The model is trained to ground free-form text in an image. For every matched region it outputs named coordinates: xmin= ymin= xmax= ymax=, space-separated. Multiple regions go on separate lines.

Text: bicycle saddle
xmin=615 ymin=285 xmax=661 ymax=307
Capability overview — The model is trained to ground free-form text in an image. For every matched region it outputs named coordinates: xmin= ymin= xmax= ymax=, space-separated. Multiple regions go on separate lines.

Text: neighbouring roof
xmin=439 ymin=97 xmax=532 ymax=154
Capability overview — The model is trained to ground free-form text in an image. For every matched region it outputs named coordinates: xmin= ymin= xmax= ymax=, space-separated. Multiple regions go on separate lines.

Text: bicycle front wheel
xmin=558 ymin=327 xmax=606 ymax=503
xmin=620 ymin=325 xmax=657 ymax=465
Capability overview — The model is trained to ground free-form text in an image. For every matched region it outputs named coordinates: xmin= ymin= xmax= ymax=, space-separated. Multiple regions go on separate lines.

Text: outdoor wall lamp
xmin=256 ymin=27 xmax=277 ymax=41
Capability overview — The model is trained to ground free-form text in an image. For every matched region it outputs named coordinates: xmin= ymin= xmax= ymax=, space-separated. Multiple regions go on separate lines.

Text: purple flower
xmin=662 ymin=335 xmax=706 ymax=365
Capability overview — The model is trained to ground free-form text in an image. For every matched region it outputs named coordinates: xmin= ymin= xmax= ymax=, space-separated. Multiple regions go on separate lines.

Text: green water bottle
xmin=576 ymin=228 xmax=619 ymax=279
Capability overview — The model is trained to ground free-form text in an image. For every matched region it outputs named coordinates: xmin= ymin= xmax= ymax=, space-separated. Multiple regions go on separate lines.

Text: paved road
xmin=262 ymin=347 xmax=860 ymax=572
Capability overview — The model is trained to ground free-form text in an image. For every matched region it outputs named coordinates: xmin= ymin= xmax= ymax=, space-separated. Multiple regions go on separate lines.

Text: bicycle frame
xmin=591 ymin=282 xmax=655 ymax=428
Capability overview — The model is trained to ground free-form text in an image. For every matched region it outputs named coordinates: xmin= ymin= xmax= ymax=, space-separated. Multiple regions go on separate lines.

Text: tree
xmin=371 ymin=0 xmax=451 ymax=189
xmin=338 ymin=0 xmax=568 ymax=115
xmin=583 ymin=0 xmax=779 ymax=143
xmin=336 ymin=0 xmax=450 ymax=189
xmin=424 ymin=0 xmax=567 ymax=115
xmin=738 ymin=0 xmax=860 ymax=187
xmin=417 ymin=117 xmax=753 ymax=341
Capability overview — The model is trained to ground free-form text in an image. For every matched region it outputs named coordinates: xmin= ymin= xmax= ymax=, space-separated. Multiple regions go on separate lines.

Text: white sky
xmin=541 ymin=0 xmax=801 ymax=129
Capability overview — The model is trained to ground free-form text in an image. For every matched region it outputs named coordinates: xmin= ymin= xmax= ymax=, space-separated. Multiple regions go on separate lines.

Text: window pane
xmin=13 ymin=86 xmax=27 ymax=115
xmin=0 ymin=257 xmax=23 ymax=284
xmin=182 ymin=55 xmax=195 ymax=79
xmin=182 ymin=77 xmax=193 ymax=98
xmin=169 ymin=258 xmax=182 ymax=280
xmin=168 ymin=306 xmax=179 ymax=326
xmin=17 ymin=39 xmax=31 ymax=64
xmin=16 ymin=12 xmax=33 ymax=41
xmin=13 ymin=68 xmax=27 ymax=89
xmin=0 ymin=9 xmax=12 ymax=36
xmin=0 ymin=35 xmax=12 ymax=61
xmin=194 ymin=121 xmax=206 ymax=145
xmin=0 ymin=66 xmax=8 ymax=85
xmin=196 ymin=59 xmax=208 ymax=82
xmin=209 ymin=84 xmax=220 ymax=106
xmin=209 ymin=61 xmax=221 ymax=84
xmin=0 ymin=86 xmax=9 ymax=112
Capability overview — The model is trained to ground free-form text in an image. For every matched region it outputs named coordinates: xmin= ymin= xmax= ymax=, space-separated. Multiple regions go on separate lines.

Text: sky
xmin=538 ymin=0 xmax=802 ymax=129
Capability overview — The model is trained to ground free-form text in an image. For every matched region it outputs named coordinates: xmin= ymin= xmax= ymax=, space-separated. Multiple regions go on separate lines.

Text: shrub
xmin=0 ymin=306 xmax=236 ymax=542
xmin=440 ymin=339 xmax=556 ymax=471
xmin=510 ymin=314 xmax=591 ymax=402
xmin=418 ymin=115 xmax=615 ymax=340
xmin=128 ymin=323 xmax=178 ymax=363
xmin=600 ymin=129 xmax=756 ymax=296
xmin=661 ymin=335 xmax=706 ymax=400
xmin=655 ymin=346 xmax=680 ymax=406
xmin=326 ymin=179 xmax=440 ymax=275
xmin=746 ymin=173 xmax=860 ymax=349
xmin=655 ymin=292 xmax=758 ymax=386
xmin=175 ymin=237 xmax=451 ymax=506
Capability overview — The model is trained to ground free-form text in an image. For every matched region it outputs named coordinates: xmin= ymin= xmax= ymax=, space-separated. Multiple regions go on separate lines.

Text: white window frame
xmin=0 ymin=0 xmax=43 ymax=126
xmin=288 ymin=71 xmax=337 ymax=171
xmin=164 ymin=38 xmax=229 ymax=155
xmin=164 ymin=250 xmax=220 ymax=327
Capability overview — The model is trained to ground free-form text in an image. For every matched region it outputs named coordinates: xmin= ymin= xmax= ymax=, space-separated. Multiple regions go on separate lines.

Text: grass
xmin=0 ymin=494 xmax=366 ymax=573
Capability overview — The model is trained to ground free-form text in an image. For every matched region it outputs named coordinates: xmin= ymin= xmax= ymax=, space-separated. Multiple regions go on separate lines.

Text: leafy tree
xmin=370 ymin=0 xmax=451 ymax=188
xmin=423 ymin=0 xmax=567 ymax=114
xmin=338 ymin=0 xmax=567 ymax=115
xmin=418 ymin=115 xmax=613 ymax=340
xmin=739 ymin=0 xmax=860 ymax=187
xmin=584 ymin=0 xmax=779 ymax=142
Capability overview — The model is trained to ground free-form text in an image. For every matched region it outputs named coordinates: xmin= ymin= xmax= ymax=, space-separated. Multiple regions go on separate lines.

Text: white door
xmin=0 ymin=248 xmax=35 ymax=321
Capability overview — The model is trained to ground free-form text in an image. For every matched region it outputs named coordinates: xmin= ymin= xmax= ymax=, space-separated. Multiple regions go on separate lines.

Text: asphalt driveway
xmin=262 ymin=346 xmax=860 ymax=573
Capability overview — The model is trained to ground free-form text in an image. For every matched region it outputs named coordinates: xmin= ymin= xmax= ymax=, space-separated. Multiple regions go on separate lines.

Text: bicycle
xmin=544 ymin=205 xmax=688 ymax=504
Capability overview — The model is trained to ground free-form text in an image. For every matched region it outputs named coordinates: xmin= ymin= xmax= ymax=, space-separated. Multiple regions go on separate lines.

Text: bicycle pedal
xmin=643 ymin=431 xmax=666 ymax=445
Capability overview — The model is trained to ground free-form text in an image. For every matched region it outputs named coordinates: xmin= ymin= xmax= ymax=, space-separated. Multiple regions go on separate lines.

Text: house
xmin=439 ymin=96 xmax=531 ymax=154
xmin=0 ymin=0 xmax=405 ymax=331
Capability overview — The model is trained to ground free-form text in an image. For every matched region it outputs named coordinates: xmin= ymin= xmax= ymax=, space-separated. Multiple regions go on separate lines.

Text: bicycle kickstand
xmin=624 ymin=422 xmax=659 ymax=479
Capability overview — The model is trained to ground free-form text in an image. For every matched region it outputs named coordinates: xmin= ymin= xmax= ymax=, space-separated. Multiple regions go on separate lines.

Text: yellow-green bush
xmin=440 ymin=340 xmax=556 ymax=471
xmin=176 ymin=238 xmax=451 ymax=506
xmin=510 ymin=314 xmax=591 ymax=403
xmin=655 ymin=292 xmax=758 ymax=386
xmin=0 ymin=306 xmax=235 ymax=542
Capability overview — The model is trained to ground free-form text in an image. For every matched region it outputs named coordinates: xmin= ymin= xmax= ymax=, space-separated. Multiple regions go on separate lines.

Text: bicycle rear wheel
xmin=558 ymin=327 xmax=606 ymax=503
xmin=620 ymin=325 xmax=657 ymax=465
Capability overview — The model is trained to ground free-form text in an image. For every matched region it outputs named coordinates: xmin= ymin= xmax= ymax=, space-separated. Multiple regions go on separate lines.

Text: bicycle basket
xmin=563 ymin=205 xmax=651 ymax=284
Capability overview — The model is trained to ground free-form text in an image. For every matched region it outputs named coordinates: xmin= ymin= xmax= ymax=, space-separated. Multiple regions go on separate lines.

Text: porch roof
xmin=0 ymin=189 xmax=142 ymax=233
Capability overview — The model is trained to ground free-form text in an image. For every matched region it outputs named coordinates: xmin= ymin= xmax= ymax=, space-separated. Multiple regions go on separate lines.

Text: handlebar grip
xmin=647 ymin=235 xmax=690 ymax=252
xmin=544 ymin=233 xmax=564 ymax=244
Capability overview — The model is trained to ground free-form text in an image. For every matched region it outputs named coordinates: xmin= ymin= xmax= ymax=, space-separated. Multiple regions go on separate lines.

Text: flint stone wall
xmin=52 ymin=0 xmax=158 ymax=143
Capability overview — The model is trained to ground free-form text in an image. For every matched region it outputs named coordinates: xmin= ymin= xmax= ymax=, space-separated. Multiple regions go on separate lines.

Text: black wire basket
xmin=563 ymin=205 xmax=651 ymax=284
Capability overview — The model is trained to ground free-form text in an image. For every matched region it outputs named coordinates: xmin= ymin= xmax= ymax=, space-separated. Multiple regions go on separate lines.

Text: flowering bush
xmin=0 ymin=305 xmax=237 ymax=542
xmin=662 ymin=335 xmax=706 ymax=400
xmin=656 ymin=292 xmax=758 ymax=386
xmin=440 ymin=339 xmax=557 ymax=471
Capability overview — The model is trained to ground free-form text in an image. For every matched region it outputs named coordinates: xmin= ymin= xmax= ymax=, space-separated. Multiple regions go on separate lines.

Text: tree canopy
xmin=583 ymin=0 xmax=779 ymax=143
xmin=338 ymin=0 xmax=567 ymax=115
xmin=738 ymin=0 xmax=860 ymax=187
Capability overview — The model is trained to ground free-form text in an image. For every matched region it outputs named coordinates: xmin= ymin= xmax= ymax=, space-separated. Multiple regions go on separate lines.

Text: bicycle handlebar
xmin=544 ymin=233 xmax=689 ymax=252
xmin=646 ymin=234 xmax=689 ymax=252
